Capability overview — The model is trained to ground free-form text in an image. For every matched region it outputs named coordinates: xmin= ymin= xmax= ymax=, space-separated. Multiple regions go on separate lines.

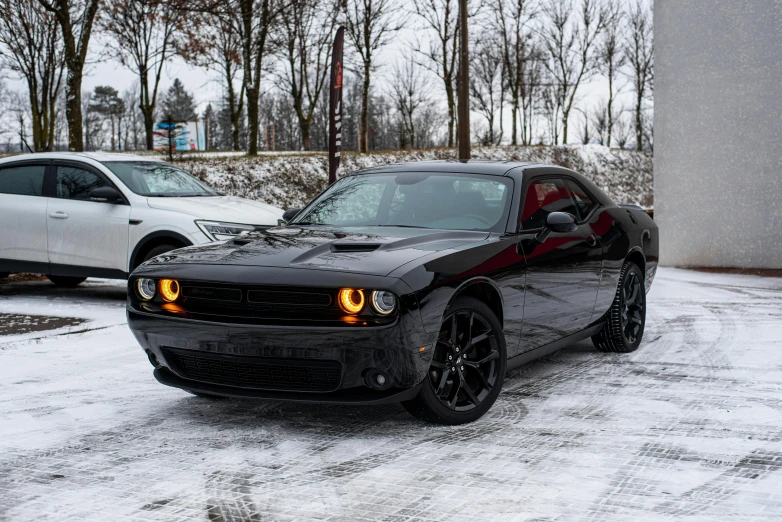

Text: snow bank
xmin=182 ymin=145 xmax=652 ymax=210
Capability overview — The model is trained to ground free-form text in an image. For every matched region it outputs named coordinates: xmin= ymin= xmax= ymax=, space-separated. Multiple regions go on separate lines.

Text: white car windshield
xmin=103 ymin=161 xmax=218 ymax=197
xmin=292 ymin=173 xmax=513 ymax=232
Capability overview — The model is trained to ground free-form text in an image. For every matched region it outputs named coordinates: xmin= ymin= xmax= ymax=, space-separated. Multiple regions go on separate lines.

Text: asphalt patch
xmin=0 ymin=313 xmax=86 ymax=336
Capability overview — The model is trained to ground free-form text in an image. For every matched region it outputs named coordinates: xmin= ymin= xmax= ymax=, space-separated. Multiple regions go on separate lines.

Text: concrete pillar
xmin=655 ymin=0 xmax=782 ymax=268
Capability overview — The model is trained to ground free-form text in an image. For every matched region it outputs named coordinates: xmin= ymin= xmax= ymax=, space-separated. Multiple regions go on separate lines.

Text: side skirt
xmin=506 ymin=323 xmax=604 ymax=372
xmin=0 ymin=259 xmax=127 ymax=280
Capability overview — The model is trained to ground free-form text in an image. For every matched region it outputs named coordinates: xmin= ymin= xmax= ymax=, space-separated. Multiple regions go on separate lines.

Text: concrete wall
xmin=655 ymin=0 xmax=782 ymax=268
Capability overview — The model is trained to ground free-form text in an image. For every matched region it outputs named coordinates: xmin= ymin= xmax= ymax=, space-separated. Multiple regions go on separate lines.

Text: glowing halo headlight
xmin=136 ymin=278 xmax=156 ymax=301
xmin=338 ymin=288 xmax=365 ymax=314
xmin=159 ymin=279 xmax=180 ymax=302
xmin=370 ymin=290 xmax=397 ymax=315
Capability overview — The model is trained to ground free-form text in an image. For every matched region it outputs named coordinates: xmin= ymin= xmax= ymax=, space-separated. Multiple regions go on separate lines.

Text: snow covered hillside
xmin=181 ymin=145 xmax=653 ymax=210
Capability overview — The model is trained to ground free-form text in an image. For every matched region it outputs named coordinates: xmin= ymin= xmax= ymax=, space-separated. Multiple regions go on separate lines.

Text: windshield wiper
xmin=291 ymin=221 xmax=326 ymax=226
xmin=374 ymin=224 xmax=427 ymax=229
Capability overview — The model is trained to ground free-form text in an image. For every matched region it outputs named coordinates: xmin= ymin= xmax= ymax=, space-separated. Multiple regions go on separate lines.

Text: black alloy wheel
xmin=621 ymin=268 xmax=644 ymax=345
xmin=593 ymin=262 xmax=646 ymax=353
xmin=403 ymin=297 xmax=506 ymax=424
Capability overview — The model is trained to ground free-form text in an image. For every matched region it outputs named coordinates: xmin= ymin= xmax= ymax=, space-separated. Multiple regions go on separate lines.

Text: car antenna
xmin=328 ymin=26 xmax=345 ymax=186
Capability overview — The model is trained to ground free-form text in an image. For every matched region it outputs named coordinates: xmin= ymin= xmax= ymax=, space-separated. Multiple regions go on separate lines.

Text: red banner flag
xmin=328 ymin=27 xmax=345 ymax=185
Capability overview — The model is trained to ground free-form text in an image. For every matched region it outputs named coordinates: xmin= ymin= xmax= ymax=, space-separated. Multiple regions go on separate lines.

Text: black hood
xmin=147 ymin=226 xmax=490 ymax=277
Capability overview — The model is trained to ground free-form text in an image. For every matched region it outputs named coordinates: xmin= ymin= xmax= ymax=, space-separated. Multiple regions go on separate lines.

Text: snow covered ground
xmin=1 ymin=268 xmax=781 ymax=521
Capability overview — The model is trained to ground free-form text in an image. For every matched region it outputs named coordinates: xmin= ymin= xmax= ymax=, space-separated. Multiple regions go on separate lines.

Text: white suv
xmin=0 ymin=152 xmax=283 ymax=286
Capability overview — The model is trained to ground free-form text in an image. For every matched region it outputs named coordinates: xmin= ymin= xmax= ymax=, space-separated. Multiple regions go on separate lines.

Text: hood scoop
xmin=330 ymin=243 xmax=381 ymax=253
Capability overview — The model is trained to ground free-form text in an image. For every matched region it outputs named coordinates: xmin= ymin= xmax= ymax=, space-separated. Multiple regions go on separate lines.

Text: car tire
xmin=592 ymin=261 xmax=646 ymax=353
xmin=142 ymin=244 xmax=180 ymax=265
xmin=47 ymin=275 xmax=88 ymax=287
xmin=402 ymin=297 xmax=506 ymax=425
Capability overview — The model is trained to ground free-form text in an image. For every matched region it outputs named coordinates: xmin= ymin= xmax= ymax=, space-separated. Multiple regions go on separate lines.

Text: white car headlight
xmin=196 ymin=220 xmax=256 ymax=241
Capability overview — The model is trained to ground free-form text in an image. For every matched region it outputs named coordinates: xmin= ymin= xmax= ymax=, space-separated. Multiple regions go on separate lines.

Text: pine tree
xmin=160 ymin=78 xmax=196 ymax=122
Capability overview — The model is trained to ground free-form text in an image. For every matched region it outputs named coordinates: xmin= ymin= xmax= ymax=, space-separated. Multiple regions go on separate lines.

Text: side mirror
xmin=90 ymin=186 xmax=122 ymax=203
xmin=281 ymin=208 xmax=301 ymax=224
xmin=545 ymin=212 xmax=577 ymax=233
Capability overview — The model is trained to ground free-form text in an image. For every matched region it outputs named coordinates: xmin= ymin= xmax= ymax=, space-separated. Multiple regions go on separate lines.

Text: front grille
xmin=163 ymin=348 xmax=342 ymax=392
xmin=181 ymin=286 xmax=242 ymax=302
xmin=247 ymin=289 xmax=332 ymax=307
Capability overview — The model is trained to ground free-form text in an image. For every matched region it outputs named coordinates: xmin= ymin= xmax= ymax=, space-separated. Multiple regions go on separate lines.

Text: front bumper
xmin=127 ymin=307 xmax=435 ymax=404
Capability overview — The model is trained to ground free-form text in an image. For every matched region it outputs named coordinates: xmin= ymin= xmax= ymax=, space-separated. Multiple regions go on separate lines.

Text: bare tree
xmin=122 ymin=84 xmax=143 ymax=150
xmin=612 ymin=108 xmax=631 ymax=149
xmin=0 ymin=0 xmax=64 ymax=151
xmin=590 ymin=99 xmax=607 ymax=145
xmin=624 ymin=0 xmax=653 ymax=151
xmin=540 ymin=0 xmax=607 ymax=144
xmin=410 ymin=0 xmax=478 ymax=147
xmin=470 ymin=37 xmax=503 ymax=145
xmin=247 ymin=0 xmax=286 ymax=156
xmin=341 ymin=0 xmax=405 ymax=152
xmin=189 ymin=8 xmax=246 ymax=151
xmin=274 ymin=0 xmax=337 ymax=150
xmin=575 ymin=106 xmax=590 ymax=144
xmin=538 ymin=76 xmax=562 ymax=145
xmin=390 ymin=56 xmax=427 ymax=148
xmin=491 ymin=0 xmax=535 ymax=145
xmin=101 ymin=0 xmax=184 ymax=150
xmin=37 ymin=0 xmax=101 ymax=151
xmin=596 ymin=0 xmax=623 ymax=147
xmin=208 ymin=0 xmax=285 ymax=155
xmin=520 ymin=42 xmax=544 ymax=144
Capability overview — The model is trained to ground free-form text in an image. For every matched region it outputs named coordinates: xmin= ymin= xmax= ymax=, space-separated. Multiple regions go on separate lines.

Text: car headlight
xmin=196 ymin=220 xmax=256 ymax=241
xmin=370 ymin=290 xmax=397 ymax=315
xmin=159 ymin=279 xmax=180 ymax=302
xmin=338 ymin=288 xmax=365 ymax=314
xmin=136 ymin=278 xmax=156 ymax=300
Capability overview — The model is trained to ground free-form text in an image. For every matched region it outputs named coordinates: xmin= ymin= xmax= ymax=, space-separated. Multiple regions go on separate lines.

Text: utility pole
xmin=457 ymin=0 xmax=471 ymax=160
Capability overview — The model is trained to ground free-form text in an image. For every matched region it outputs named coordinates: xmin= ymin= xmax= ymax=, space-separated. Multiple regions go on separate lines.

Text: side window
xmin=0 ymin=165 xmax=46 ymax=196
xmin=566 ymin=180 xmax=598 ymax=221
xmin=56 ymin=165 xmax=107 ymax=201
xmin=521 ymin=179 xmax=578 ymax=230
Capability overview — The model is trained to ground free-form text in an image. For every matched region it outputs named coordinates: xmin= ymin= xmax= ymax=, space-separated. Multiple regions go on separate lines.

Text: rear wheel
xmin=47 ymin=275 xmax=87 ymax=287
xmin=592 ymin=262 xmax=646 ymax=353
xmin=402 ymin=297 xmax=506 ymax=424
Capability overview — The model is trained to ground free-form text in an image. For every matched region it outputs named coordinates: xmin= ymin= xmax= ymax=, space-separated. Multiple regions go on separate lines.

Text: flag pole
xmin=328 ymin=26 xmax=345 ymax=185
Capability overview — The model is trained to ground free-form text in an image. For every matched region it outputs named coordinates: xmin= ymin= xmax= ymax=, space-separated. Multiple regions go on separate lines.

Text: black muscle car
xmin=127 ymin=161 xmax=658 ymax=424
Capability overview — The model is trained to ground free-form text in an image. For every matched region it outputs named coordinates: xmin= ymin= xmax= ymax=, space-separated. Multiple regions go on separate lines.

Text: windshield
xmin=103 ymin=161 xmax=218 ymax=197
xmin=293 ymin=173 xmax=513 ymax=232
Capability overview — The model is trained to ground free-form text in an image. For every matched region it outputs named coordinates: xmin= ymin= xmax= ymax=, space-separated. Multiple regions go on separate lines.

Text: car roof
xmin=350 ymin=160 xmax=544 ymax=177
xmin=0 ymin=152 xmax=164 ymax=165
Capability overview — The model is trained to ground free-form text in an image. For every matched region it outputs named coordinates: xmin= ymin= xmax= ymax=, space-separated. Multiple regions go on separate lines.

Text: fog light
xmin=159 ymin=279 xmax=180 ymax=302
xmin=137 ymin=278 xmax=156 ymax=300
xmin=338 ymin=288 xmax=364 ymax=314
xmin=365 ymin=369 xmax=391 ymax=390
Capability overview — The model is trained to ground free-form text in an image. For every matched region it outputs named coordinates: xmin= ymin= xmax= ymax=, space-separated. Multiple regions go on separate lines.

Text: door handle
xmin=49 ymin=211 xmax=69 ymax=219
xmin=585 ymin=234 xmax=598 ymax=246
